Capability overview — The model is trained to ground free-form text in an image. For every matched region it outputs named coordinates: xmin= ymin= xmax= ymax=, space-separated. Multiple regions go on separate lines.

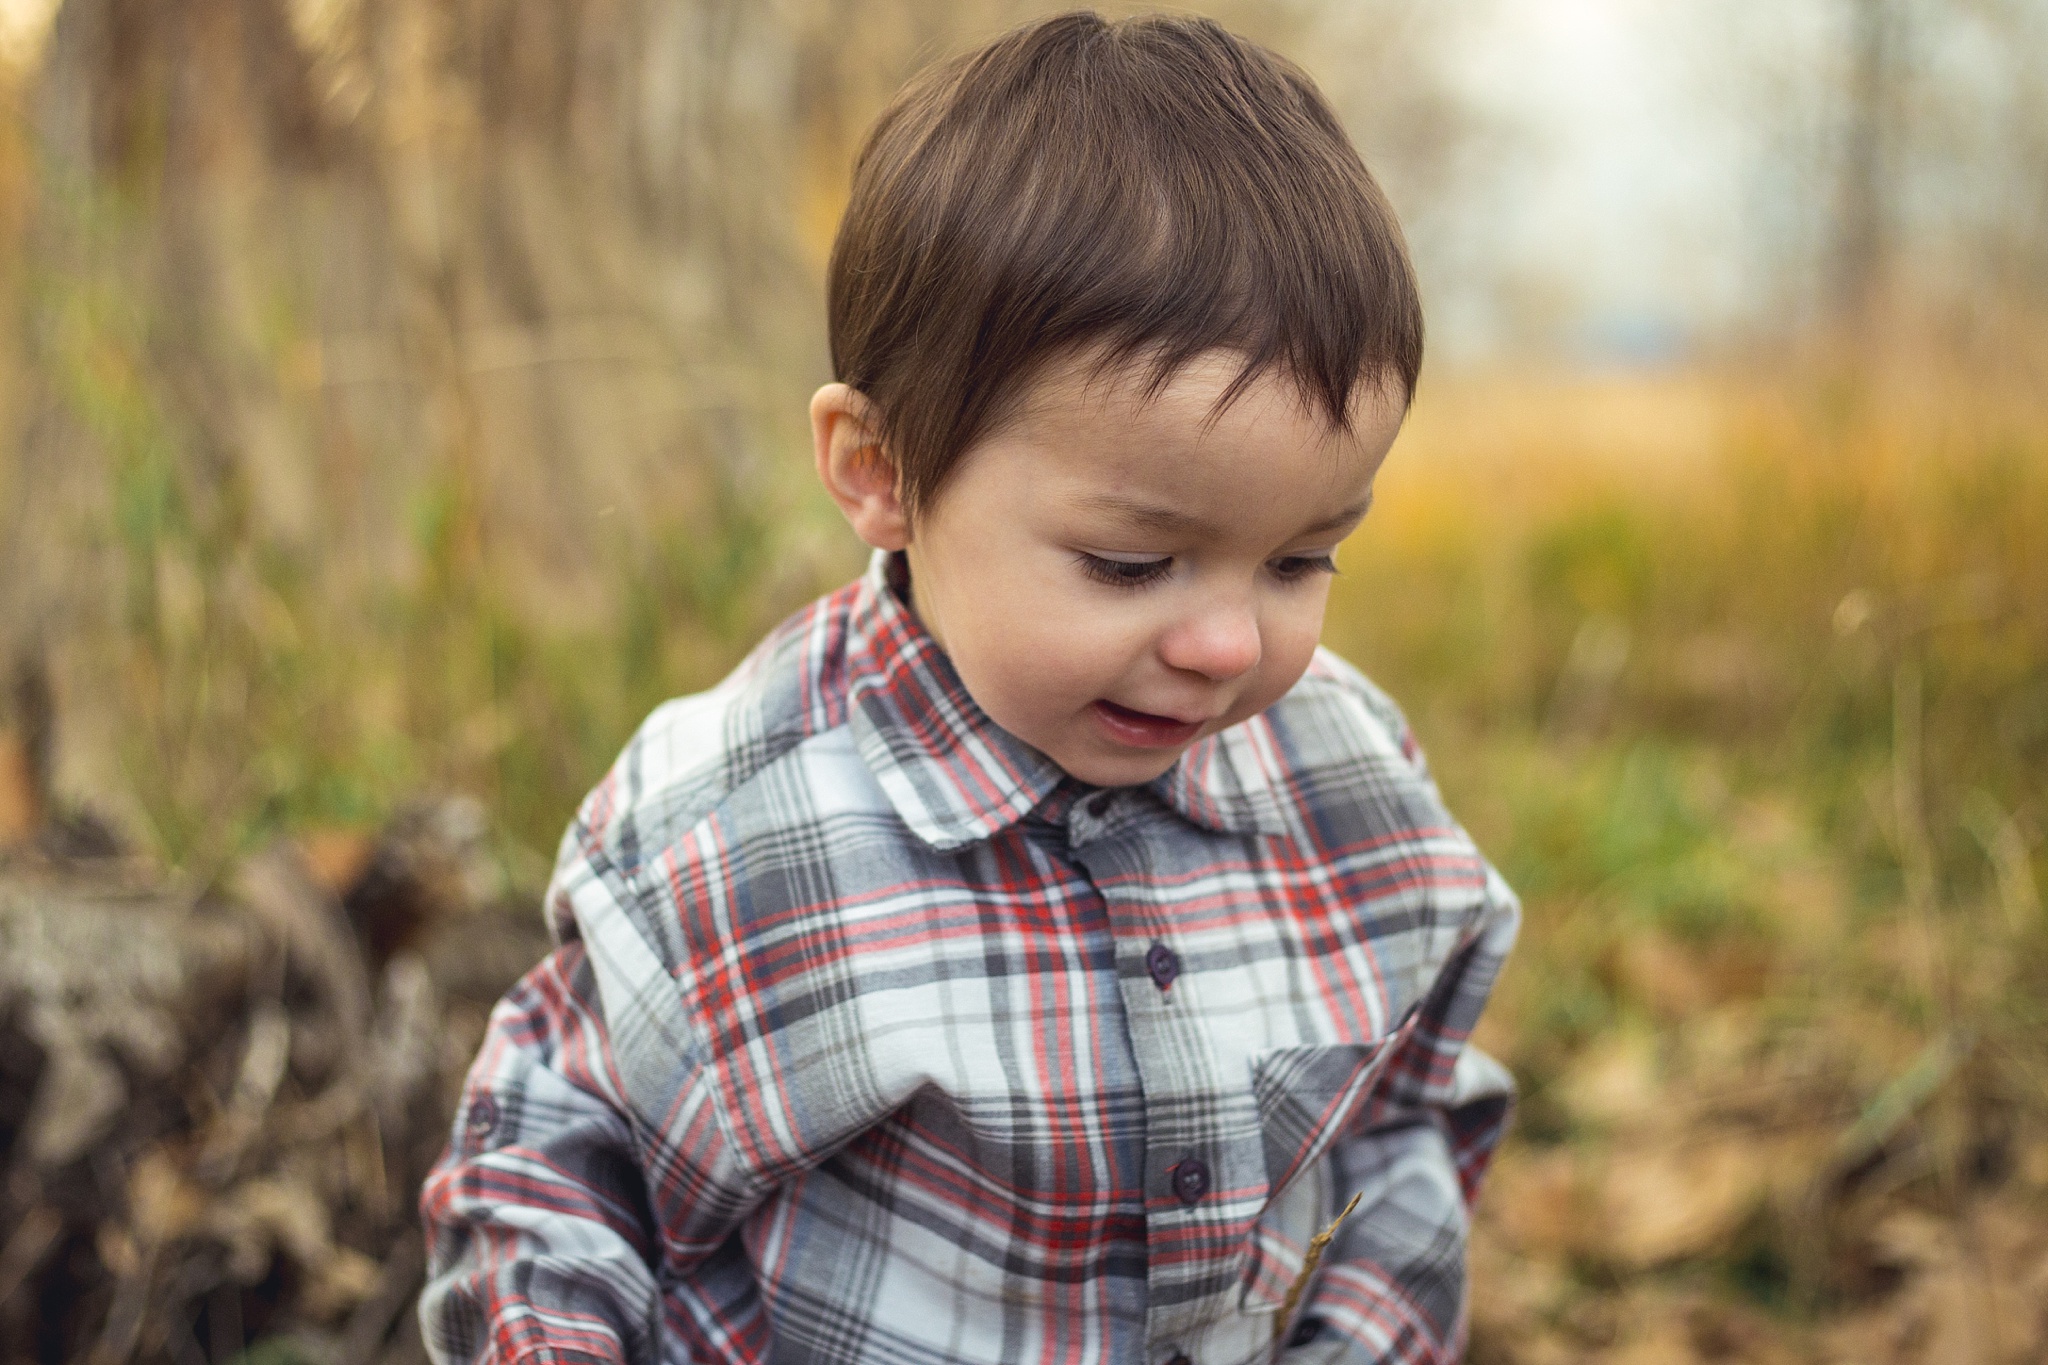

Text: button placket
xmin=1070 ymin=812 xmax=1240 ymax=1345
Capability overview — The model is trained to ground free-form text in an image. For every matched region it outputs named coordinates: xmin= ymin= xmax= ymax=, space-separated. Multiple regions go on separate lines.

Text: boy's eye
xmin=1077 ymin=553 xmax=1173 ymax=588
xmin=1269 ymin=554 xmax=1339 ymax=582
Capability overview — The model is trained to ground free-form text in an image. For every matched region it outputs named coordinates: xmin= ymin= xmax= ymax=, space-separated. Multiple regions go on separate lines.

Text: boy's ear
xmin=811 ymin=383 xmax=910 ymax=551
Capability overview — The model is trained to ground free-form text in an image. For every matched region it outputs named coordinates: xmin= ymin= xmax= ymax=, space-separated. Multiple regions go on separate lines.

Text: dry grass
xmin=6 ymin=341 xmax=2046 ymax=1359
xmin=1 ymin=5 xmax=2043 ymax=1361
xmin=1324 ymin=365 xmax=2048 ymax=1362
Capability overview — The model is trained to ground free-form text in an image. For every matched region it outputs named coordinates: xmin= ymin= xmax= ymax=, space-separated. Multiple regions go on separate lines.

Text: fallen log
xmin=0 ymin=803 xmax=549 ymax=1365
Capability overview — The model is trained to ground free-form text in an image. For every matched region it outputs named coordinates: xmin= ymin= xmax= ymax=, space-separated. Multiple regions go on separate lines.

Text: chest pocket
xmin=1237 ymin=1014 xmax=1420 ymax=1312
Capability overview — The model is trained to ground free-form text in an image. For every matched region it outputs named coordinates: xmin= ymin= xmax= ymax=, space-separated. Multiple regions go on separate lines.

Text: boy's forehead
xmin=988 ymin=347 xmax=1397 ymax=536
xmin=1017 ymin=346 xmax=1353 ymax=437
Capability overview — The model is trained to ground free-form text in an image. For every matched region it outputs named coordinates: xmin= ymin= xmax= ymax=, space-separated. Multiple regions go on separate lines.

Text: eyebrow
xmin=1074 ymin=491 xmax=1375 ymax=540
xmin=1299 ymin=492 xmax=1375 ymax=538
xmin=1075 ymin=493 xmax=1210 ymax=535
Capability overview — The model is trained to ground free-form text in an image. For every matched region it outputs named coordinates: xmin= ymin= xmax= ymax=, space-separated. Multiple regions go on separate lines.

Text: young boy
xmin=420 ymin=12 xmax=1516 ymax=1365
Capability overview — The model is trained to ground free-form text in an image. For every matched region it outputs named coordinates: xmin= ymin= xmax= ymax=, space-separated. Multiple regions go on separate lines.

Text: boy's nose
xmin=1159 ymin=600 xmax=1262 ymax=682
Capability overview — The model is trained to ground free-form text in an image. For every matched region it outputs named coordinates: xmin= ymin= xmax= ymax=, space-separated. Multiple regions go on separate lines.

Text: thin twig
xmin=1272 ymin=1191 xmax=1364 ymax=1346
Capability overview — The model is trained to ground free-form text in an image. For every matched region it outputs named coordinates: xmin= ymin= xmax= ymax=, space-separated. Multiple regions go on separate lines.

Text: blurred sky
xmin=0 ymin=0 xmax=53 ymax=68
xmin=1439 ymin=0 xmax=1761 ymax=362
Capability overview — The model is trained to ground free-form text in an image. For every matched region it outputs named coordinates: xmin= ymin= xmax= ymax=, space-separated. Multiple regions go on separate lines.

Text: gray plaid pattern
xmin=421 ymin=552 xmax=1517 ymax=1365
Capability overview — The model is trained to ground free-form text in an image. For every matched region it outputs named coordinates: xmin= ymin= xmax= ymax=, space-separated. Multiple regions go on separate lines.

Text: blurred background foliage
xmin=0 ymin=0 xmax=2044 ymax=1362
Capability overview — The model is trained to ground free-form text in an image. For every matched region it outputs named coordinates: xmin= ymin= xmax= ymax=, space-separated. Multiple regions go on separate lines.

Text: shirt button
xmin=1145 ymin=941 xmax=1180 ymax=991
xmin=1169 ymin=1157 xmax=1210 ymax=1206
xmin=467 ymin=1093 xmax=499 ymax=1138
xmin=1165 ymin=1355 xmax=1191 ymax=1365
xmin=1086 ymin=791 xmax=1113 ymax=818
xmin=1288 ymin=1316 xmax=1325 ymax=1347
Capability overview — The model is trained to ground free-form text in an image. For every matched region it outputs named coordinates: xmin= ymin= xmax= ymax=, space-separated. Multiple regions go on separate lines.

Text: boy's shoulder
xmin=1292 ymin=646 xmax=1430 ymax=771
xmin=554 ymin=579 xmax=867 ymax=896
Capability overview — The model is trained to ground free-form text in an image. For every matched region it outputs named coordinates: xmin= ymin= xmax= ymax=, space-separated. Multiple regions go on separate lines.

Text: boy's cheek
xmin=1247 ymin=606 xmax=1329 ymax=709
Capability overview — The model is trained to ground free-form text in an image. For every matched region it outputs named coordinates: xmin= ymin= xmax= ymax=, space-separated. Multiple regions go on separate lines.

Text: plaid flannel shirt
xmin=420 ymin=551 xmax=1517 ymax=1365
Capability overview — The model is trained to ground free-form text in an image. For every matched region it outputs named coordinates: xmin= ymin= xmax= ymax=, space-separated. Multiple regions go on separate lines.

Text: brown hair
xmin=826 ymin=10 xmax=1423 ymax=520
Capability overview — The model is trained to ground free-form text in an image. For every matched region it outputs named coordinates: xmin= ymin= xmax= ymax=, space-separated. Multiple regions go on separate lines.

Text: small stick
xmin=1273 ymin=1190 xmax=1363 ymax=1345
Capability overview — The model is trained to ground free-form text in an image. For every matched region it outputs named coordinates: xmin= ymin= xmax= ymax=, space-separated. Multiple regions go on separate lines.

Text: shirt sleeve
xmin=1286 ymin=869 xmax=1520 ymax=1365
xmin=417 ymin=942 xmax=772 ymax=1365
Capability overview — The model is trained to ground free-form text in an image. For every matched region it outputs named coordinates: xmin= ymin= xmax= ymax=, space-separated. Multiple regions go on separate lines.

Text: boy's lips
xmin=1091 ymin=700 xmax=1205 ymax=749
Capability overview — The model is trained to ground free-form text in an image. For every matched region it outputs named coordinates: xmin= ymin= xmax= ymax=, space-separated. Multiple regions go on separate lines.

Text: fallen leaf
xmin=1605 ymin=1301 xmax=1697 ymax=1365
xmin=1612 ymin=934 xmax=1711 ymax=1020
xmin=302 ymin=1245 xmax=382 ymax=1320
xmin=206 ymin=1177 xmax=336 ymax=1284
xmin=1490 ymin=1148 xmax=1591 ymax=1257
xmin=23 ymin=1023 xmax=128 ymax=1165
xmin=1612 ymin=933 xmax=1772 ymax=1022
xmin=2018 ymin=1139 xmax=2048 ymax=1191
xmin=128 ymin=1149 xmax=206 ymax=1241
xmin=1468 ymin=1225 xmax=1571 ymax=1337
xmin=1843 ymin=1199 xmax=2048 ymax=1364
xmin=1560 ymin=1030 xmax=1663 ymax=1130
xmin=0 ymin=726 xmax=38 ymax=845
xmin=1600 ymin=1137 xmax=1766 ymax=1267
xmin=1868 ymin=1208 xmax=1951 ymax=1272
xmin=296 ymin=827 xmax=377 ymax=900
xmin=95 ymin=1224 xmax=140 ymax=1278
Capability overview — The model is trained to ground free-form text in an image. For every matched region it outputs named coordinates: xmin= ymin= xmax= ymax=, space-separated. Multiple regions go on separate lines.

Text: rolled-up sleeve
xmin=418 ymin=942 xmax=770 ymax=1365
xmin=420 ymin=942 xmax=661 ymax=1363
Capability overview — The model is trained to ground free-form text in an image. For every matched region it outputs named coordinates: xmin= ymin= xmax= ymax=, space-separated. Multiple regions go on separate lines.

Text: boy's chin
xmin=1048 ymin=740 xmax=1189 ymax=790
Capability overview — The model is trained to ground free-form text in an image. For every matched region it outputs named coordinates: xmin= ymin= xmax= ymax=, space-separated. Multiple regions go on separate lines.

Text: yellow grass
xmin=9 ymin=339 xmax=2047 ymax=1358
xmin=1325 ymin=365 xmax=2048 ymax=1361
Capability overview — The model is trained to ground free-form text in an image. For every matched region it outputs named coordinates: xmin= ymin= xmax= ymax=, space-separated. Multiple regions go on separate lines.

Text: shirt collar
xmin=844 ymin=553 xmax=1066 ymax=850
xmin=1147 ymin=725 xmax=1297 ymax=839
xmin=843 ymin=551 xmax=1293 ymax=849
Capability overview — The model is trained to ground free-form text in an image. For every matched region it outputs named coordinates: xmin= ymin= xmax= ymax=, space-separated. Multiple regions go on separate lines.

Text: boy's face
xmin=815 ymin=350 xmax=1404 ymax=788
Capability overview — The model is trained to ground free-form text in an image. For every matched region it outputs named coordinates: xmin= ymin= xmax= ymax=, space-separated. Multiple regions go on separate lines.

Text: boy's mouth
xmin=1091 ymin=700 xmax=1204 ymax=749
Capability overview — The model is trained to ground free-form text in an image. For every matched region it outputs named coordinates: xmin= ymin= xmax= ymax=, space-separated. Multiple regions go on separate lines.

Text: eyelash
xmin=1273 ymin=554 xmax=1340 ymax=582
xmin=1078 ymin=555 xmax=1174 ymax=588
xmin=1075 ymin=554 xmax=1339 ymax=589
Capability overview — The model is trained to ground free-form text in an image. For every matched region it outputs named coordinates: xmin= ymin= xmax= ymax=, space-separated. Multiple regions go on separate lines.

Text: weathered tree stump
xmin=0 ymin=805 xmax=548 ymax=1365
